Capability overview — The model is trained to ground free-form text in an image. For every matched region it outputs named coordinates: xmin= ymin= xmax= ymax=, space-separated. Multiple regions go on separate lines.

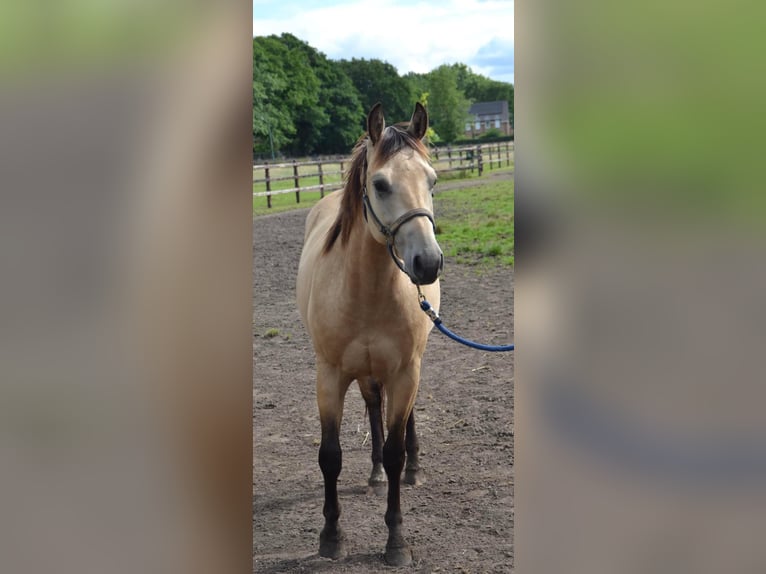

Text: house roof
xmin=468 ymin=100 xmax=508 ymax=116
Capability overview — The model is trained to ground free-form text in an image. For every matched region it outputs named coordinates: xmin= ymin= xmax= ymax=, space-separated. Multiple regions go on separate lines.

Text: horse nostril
xmin=411 ymin=253 xmax=442 ymax=284
xmin=413 ymin=254 xmax=423 ymax=276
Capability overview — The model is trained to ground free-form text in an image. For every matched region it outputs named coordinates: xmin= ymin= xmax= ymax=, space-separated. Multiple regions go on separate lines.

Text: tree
xmin=337 ymin=58 xmax=415 ymax=126
xmin=426 ymin=65 xmax=471 ymax=143
xmin=253 ymin=35 xmax=321 ymax=155
xmin=416 ymin=91 xmax=440 ymax=144
xmin=314 ymin=63 xmax=365 ymax=153
xmin=404 ymin=72 xmax=429 ymax=106
xmin=449 ymin=63 xmax=514 ymax=128
xmin=279 ymin=34 xmax=363 ymax=154
xmin=253 ymin=34 xmax=364 ymax=156
xmin=252 ymin=35 xmax=513 ymax=154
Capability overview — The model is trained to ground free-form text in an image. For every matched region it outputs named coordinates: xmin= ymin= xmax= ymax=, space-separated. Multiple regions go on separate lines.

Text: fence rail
xmin=253 ymin=141 xmax=513 ymax=208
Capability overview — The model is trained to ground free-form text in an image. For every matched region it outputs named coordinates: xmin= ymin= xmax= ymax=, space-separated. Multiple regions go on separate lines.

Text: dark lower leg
xmin=365 ymin=379 xmax=386 ymax=485
xmin=383 ymin=422 xmax=411 ymax=566
xmin=318 ymin=423 xmax=345 ymax=559
xmin=403 ymin=409 xmax=424 ymax=485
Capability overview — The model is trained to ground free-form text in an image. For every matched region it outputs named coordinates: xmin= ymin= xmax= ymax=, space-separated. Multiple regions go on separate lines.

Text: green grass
xmin=434 ymin=178 xmax=514 ymax=267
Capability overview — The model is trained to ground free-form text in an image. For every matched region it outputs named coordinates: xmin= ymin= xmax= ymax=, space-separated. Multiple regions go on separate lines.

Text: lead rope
xmin=417 ymin=285 xmax=514 ymax=352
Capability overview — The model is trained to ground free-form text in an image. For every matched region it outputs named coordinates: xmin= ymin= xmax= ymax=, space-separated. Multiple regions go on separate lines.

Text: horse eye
xmin=373 ymin=180 xmax=391 ymax=196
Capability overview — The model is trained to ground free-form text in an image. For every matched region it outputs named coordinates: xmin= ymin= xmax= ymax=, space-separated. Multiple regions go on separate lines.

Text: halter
xmin=362 ymin=186 xmax=435 ymax=282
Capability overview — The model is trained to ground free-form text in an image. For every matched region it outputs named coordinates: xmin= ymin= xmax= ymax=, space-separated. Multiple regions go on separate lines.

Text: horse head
xmin=363 ymin=102 xmax=443 ymax=285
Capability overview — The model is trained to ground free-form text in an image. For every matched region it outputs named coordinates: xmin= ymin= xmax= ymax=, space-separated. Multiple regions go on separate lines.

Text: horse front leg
xmin=382 ymin=373 xmax=418 ymax=566
xmin=316 ymin=363 xmax=351 ymax=560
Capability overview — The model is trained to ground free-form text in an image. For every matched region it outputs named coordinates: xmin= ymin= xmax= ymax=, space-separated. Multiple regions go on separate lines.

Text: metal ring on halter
xmin=362 ymin=189 xmax=435 ymax=282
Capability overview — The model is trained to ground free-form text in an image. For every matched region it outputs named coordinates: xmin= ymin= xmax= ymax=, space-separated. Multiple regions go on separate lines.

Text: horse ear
xmin=367 ymin=102 xmax=385 ymax=145
xmin=408 ymin=102 xmax=428 ymax=140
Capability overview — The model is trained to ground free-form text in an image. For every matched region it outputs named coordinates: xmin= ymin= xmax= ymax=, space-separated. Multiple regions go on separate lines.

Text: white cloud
xmin=253 ymin=0 xmax=513 ymax=82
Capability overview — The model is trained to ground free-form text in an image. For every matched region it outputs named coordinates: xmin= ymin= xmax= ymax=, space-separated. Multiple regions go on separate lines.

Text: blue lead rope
xmin=417 ymin=290 xmax=514 ymax=352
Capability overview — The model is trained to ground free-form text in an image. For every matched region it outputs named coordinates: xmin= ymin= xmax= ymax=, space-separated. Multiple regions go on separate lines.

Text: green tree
xmin=253 ymin=35 xmax=321 ymax=155
xmin=337 ymin=58 xmax=415 ymax=126
xmin=417 ymin=91 xmax=440 ymax=144
xmin=253 ymin=34 xmax=364 ymax=156
xmin=450 ymin=63 xmax=514 ymax=127
xmin=278 ymin=34 xmax=363 ymax=154
xmin=404 ymin=71 xmax=429 ymax=106
xmin=426 ymin=65 xmax=471 ymax=143
xmin=252 ymin=34 xmax=514 ymax=155
xmin=314 ymin=63 xmax=365 ymax=153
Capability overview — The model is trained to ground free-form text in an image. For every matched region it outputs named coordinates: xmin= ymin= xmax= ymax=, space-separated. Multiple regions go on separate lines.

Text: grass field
xmin=434 ymin=178 xmax=514 ymax=267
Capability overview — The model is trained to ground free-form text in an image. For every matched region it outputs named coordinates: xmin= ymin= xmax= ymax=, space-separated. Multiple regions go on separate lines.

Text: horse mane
xmin=323 ymin=124 xmax=430 ymax=253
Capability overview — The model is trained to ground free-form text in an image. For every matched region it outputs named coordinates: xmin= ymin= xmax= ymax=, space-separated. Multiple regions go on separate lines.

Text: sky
xmin=253 ymin=0 xmax=514 ymax=84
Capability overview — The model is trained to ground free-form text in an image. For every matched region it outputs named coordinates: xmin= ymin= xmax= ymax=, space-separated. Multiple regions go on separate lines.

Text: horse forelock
xmin=372 ymin=124 xmax=430 ymax=169
xmin=323 ymin=125 xmax=429 ymax=254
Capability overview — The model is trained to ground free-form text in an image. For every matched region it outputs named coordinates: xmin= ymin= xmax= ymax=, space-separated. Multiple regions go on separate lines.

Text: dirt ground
xmin=253 ymin=189 xmax=514 ymax=573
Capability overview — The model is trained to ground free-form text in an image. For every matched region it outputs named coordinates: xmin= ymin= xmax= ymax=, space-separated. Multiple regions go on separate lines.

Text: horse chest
xmin=314 ymin=301 xmax=423 ymax=379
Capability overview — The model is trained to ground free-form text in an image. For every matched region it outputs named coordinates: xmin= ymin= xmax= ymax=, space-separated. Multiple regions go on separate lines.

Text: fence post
xmin=447 ymin=146 xmax=452 ymax=170
xmin=506 ymin=142 xmax=510 ymax=166
xmin=318 ymin=162 xmax=325 ymax=198
xmin=488 ymin=144 xmax=493 ymax=170
xmin=293 ymin=160 xmax=300 ymax=203
xmin=340 ymin=160 xmax=344 ymax=180
xmin=477 ymin=146 xmax=483 ymax=176
xmin=265 ymin=165 xmax=272 ymax=209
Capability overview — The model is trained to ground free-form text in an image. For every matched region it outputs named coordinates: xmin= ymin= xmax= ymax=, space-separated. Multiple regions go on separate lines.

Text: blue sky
xmin=253 ymin=0 xmax=514 ymax=84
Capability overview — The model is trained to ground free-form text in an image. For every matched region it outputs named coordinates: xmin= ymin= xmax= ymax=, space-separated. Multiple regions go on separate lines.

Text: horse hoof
xmin=403 ymin=468 xmax=425 ymax=486
xmin=368 ymin=463 xmax=387 ymax=486
xmin=319 ymin=530 xmax=346 ymax=560
xmin=384 ymin=544 xmax=413 ymax=567
xmin=319 ymin=539 xmax=346 ymax=560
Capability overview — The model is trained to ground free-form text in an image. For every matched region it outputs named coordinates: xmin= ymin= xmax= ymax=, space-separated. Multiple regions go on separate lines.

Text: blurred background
xmin=516 ymin=0 xmax=766 ymax=572
xmin=0 ymin=1 xmax=252 ymax=573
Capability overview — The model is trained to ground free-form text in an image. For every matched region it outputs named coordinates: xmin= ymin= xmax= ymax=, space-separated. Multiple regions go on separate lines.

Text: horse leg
xmin=382 ymin=375 xmax=418 ymax=566
xmin=359 ymin=378 xmax=386 ymax=486
xmin=316 ymin=363 xmax=350 ymax=560
xmin=403 ymin=409 xmax=424 ymax=485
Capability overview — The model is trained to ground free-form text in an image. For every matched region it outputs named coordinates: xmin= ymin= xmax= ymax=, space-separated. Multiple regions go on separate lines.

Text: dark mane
xmin=323 ymin=125 xmax=430 ymax=253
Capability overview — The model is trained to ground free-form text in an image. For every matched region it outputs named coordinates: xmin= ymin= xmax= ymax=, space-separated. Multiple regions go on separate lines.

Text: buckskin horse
xmin=296 ymin=102 xmax=442 ymax=566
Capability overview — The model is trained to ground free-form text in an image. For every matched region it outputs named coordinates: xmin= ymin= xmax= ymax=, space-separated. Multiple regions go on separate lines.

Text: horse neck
xmin=342 ymin=215 xmax=402 ymax=298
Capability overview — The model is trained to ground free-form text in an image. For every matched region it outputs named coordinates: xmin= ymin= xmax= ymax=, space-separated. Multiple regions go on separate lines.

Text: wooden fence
xmin=253 ymin=141 xmax=513 ymax=208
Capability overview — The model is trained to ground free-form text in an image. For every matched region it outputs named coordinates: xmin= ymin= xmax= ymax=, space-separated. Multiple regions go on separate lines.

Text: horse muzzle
xmin=409 ymin=249 xmax=443 ymax=285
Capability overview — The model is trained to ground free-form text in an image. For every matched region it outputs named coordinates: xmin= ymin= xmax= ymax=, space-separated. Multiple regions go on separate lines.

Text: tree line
xmin=253 ymin=33 xmax=514 ymax=157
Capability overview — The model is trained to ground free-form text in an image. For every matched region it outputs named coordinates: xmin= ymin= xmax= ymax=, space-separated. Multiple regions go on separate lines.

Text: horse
xmin=296 ymin=102 xmax=442 ymax=566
